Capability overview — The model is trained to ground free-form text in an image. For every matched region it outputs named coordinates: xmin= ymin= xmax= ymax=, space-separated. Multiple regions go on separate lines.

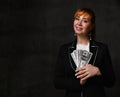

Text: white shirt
xmin=76 ymin=42 xmax=90 ymax=52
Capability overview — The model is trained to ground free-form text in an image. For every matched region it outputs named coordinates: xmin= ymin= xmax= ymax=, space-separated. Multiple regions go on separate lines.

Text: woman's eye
xmin=83 ymin=20 xmax=88 ymax=23
xmin=75 ymin=17 xmax=79 ymax=20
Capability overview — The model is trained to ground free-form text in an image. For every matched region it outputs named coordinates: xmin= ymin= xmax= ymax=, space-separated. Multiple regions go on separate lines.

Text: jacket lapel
xmin=89 ymin=40 xmax=98 ymax=65
xmin=68 ymin=40 xmax=99 ymax=71
xmin=68 ymin=39 xmax=77 ymax=71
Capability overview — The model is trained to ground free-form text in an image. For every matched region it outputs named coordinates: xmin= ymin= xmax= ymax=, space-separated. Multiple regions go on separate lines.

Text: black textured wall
xmin=0 ymin=0 xmax=120 ymax=97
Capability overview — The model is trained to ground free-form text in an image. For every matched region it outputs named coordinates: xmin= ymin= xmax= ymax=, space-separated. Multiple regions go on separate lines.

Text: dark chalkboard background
xmin=0 ymin=0 xmax=120 ymax=97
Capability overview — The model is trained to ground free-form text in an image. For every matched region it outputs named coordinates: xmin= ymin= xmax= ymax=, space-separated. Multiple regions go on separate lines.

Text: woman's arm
xmin=97 ymin=45 xmax=115 ymax=87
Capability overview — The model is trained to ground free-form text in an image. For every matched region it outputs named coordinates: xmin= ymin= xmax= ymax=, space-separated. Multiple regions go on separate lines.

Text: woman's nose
xmin=78 ymin=20 xmax=82 ymax=26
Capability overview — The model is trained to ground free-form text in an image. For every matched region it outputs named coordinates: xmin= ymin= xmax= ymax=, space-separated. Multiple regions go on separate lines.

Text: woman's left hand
xmin=75 ymin=64 xmax=101 ymax=81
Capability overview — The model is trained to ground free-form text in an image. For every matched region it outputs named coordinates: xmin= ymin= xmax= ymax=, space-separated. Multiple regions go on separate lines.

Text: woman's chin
xmin=76 ymin=33 xmax=84 ymax=36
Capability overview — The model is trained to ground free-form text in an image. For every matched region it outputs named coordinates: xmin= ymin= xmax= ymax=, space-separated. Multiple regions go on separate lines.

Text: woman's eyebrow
xmin=82 ymin=17 xmax=88 ymax=20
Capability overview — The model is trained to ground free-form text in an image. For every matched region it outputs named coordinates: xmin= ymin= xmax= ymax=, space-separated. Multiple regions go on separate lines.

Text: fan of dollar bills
xmin=71 ymin=50 xmax=93 ymax=68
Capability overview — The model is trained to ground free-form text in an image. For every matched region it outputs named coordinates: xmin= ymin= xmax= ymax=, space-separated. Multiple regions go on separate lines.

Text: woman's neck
xmin=77 ymin=35 xmax=90 ymax=45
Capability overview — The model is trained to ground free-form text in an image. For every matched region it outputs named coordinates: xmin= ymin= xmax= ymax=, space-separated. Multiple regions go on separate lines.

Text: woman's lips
xmin=76 ymin=27 xmax=83 ymax=31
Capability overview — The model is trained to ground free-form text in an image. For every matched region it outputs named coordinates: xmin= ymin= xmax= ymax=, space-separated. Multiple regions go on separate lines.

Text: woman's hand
xmin=75 ymin=64 xmax=101 ymax=84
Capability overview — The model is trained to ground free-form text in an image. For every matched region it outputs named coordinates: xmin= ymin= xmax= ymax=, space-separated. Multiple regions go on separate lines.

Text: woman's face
xmin=73 ymin=15 xmax=92 ymax=36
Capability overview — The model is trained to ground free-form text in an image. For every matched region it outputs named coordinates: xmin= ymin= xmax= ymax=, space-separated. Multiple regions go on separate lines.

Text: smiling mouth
xmin=76 ymin=27 xmax=83 ymax=31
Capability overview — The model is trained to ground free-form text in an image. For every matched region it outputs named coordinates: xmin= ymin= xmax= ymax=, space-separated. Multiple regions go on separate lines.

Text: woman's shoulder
xmin=59 ymin=40 xmax=109 ymax=50
xmin=93 ymin=40 xmax=108 ymax=49
xmin=57 ymin=41 xmax=74 ymax=54
xmin=59 ymin=41 xmax=74 ymax=49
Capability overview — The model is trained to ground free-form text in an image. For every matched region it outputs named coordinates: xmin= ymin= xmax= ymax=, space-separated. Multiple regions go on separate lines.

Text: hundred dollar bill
xmin=71 ymin=50 xmax=93 ymax=68
xmin=78 ymin=50 xmax=93 ymax=67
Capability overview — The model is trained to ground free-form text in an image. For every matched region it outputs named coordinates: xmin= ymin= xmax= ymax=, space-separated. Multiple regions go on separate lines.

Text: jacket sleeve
xmin=96 ymin=45 xmax=115 ymax=88
xmin=54 ymin=46 xmax=81 ymax=90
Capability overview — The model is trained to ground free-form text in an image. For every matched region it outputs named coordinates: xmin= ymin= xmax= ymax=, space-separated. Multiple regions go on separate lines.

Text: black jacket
xmin=54 ymin=40 xmax=115 ymax=97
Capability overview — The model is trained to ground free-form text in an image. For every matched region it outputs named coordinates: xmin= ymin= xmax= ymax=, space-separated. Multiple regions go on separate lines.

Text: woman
xmin=54 ymin=8 xmax=115 ymax=97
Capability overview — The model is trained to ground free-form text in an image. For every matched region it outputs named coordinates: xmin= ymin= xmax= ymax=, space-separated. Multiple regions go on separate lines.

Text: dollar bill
xmin=71 ymin=50 xmax=93 ymax=68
